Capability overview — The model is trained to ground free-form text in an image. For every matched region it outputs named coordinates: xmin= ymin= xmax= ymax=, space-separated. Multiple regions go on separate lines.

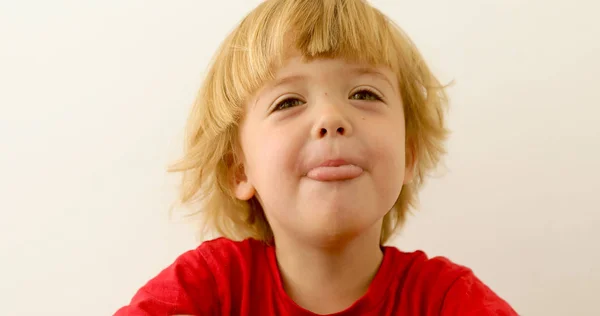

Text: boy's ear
xmin=403 ymin=140 xmax=417 ymax=184
xmin=233 ymin=163 xmax=255 ymax=201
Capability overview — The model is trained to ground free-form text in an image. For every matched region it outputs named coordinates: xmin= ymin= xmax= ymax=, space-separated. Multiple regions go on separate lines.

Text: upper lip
xmin=317 ymin=159 xmax=351 ymax=167
xmin=305 ymin=156 xmax=365 ymax=174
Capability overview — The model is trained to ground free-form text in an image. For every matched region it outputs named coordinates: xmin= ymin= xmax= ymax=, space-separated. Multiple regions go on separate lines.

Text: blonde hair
xmin=169 ymin=0 xmax=449 ymax=244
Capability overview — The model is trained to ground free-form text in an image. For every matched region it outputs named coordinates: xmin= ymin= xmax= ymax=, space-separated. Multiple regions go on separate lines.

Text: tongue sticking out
xmin=306 ymin=164 xmax=363 ymax=181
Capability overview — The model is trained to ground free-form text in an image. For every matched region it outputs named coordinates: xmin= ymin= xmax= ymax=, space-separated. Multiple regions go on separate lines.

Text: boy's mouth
xmin=306 ymin=159 xmax=364 ymax=181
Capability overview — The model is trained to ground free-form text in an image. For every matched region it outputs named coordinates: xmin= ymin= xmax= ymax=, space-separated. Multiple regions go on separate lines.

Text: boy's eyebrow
xmin=268 ymin=74 xmax=306 ymax=90
xmin=350 ymin=67 xmax=396 ymax=90
xmin=253 ymin=75 xmax=306 ymax=109
xmin=269 ymin=68 xmax=392 ymax=90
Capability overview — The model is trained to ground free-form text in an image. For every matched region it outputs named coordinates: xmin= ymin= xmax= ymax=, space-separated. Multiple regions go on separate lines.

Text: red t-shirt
xmin=115 ymin=238 xmax=516 ymax=315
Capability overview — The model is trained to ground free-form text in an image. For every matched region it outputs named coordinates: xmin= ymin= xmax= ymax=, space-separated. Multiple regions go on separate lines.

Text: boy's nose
xmin=311 ymin=106 xmax=353 ymax=139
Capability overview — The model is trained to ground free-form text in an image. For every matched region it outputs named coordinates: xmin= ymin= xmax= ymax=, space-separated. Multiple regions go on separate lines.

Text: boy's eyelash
xmin=349 ymin=88 xmax=383 ymax=101
xmin=272 ymin=97 xmax=305 ymax=112
xmin=272 ymin=88 xmax=383 ymax=112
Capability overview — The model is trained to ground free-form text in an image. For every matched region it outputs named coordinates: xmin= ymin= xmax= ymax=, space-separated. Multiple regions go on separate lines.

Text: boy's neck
xmin=273 ymin=223 xmax=384 ymax=314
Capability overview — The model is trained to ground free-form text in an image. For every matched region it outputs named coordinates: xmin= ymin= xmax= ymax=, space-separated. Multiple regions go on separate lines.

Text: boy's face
xmin=235 ymin=55 xmax=413 ymax=244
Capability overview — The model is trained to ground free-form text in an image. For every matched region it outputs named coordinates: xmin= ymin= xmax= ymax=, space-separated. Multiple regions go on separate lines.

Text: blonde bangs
xmin=227 ymin=0 xmax=406 ymax=100
xmin=170 ymin=0 xmax=449 ymax=243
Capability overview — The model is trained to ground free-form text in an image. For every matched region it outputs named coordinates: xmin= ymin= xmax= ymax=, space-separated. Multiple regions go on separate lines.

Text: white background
xmin=1 ymin=0 xmax=599 ymax=315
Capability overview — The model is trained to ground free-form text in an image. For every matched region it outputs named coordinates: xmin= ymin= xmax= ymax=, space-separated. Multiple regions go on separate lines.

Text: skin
xmin=234 ymin=54 xmax=414 ymax=314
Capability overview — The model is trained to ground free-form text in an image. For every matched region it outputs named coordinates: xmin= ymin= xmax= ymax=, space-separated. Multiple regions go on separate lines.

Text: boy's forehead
xmin=270 ymin=54 xmax=394 ymax=85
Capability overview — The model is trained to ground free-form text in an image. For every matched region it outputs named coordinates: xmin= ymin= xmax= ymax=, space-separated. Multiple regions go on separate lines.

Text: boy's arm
xmin=440 ymin=271 xmax=517 ymax=316
xmin=114 ymin=249 xmax=219 ymax=316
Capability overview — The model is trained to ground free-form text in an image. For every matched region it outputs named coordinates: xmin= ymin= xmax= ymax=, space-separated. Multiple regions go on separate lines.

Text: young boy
xmin=116 ymin=0 xmax=517 ymax=315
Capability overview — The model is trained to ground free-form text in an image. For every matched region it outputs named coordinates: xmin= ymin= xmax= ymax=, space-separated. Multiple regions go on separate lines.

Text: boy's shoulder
xmin=184 ymin=237 xmax=271 ymax=281
xmin=384 ymin=246 xmax=516 ymax=315
xmin=376 ymin=246 xmax=472 ymax=301
xmin=190 ymin=236 xmax=267 ymax=266
xmin=114 ymin=238 xmax=265 ymax=315
xmin=385 ymin=245 xmax=472 ymax=285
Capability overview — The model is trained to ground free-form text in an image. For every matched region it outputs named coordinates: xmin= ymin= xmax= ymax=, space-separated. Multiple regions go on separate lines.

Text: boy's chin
xmin=297 ymin=211 xmax=381 ymax=246
xmin=299 ymin=226 xmax=378 ymax=249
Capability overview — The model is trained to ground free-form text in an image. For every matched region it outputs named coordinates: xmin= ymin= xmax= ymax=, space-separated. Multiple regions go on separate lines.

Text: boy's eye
xmin=350 ymin=89 xmax=382 ymax=101
xmin=274 ymin=98 xmax=304 ymax=111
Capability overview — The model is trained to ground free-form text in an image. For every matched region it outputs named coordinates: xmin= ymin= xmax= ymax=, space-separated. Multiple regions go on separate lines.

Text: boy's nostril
xmin=319 ymin=127 xmax=345 ymax=137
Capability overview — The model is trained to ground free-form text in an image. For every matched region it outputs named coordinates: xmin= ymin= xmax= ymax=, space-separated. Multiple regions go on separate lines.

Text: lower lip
xmin=306 ymin=164 xmax=364 ymax=181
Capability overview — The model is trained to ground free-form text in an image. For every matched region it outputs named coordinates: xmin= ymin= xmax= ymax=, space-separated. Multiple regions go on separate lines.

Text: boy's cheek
xmin=262 ymin=134 xmax=300 ymax=163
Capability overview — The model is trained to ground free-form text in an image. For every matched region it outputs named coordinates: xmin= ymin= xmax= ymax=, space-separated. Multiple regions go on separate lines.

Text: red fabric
xmin=115 ymin=238 xmax=516 ymax=316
